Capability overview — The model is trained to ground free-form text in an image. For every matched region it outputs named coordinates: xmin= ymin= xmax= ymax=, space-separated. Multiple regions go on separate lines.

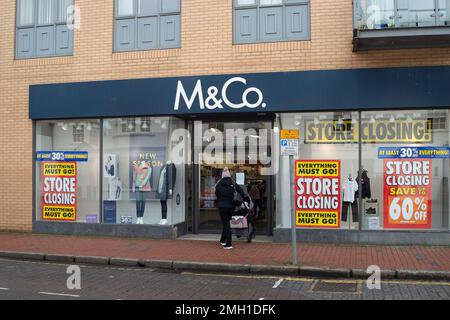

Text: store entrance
xmin=195 ymin=120 xmax=274 ymax=236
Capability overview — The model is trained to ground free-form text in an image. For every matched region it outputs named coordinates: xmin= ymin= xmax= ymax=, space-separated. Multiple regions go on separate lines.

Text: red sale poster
xmin=383 ymin=159 xmax=432 ymax=229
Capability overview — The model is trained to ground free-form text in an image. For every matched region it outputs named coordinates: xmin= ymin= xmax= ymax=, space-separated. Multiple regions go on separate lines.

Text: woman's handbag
xmin=232 ymin=183 xmax=243 ymax=206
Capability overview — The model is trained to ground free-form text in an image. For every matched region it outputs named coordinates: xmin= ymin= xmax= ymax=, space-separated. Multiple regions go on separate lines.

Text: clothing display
xmin=157 ymin=161 xmax=177 ymax=221
xmin=133 ymin=162 xmax=153 ymax=192
xmin=156 ymin=162 xmax=177 ymax=200
xmin=355 ymin=170 xmax=371 ymax=199
xmin=133 ymin=162 xmax=152 ymax=223
xmin=135 ymin=187 xmax=146 ymax=218
xmin=160 ymin=200 xmax=168 ymax=220
xmin=343 ymin=178 xmax=358 ymax=203
xmin=342 ymin=200 xmax=358 ymax=222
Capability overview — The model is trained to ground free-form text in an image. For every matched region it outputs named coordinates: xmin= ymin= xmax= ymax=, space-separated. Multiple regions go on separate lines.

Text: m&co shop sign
xmin=305 ymin=119 xmax=431 ymax=143
xmin=294 ymin=160 xmax=341 ymax=228
xmin=41 ymin=162 xmax=77 ymax=221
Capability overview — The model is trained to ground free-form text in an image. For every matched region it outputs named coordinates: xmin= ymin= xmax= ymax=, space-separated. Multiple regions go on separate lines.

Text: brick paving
xmin=0 ymin=232 xmax=449 ymax=271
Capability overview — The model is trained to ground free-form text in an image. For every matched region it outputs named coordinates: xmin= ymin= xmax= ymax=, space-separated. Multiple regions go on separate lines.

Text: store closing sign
xmin=384 ymin=159 xmax=432 ymax=229
xmin=294 ymin=160 xmax=341 ymax=228
xmin=41 ymin=162 xmax=77 ymax=221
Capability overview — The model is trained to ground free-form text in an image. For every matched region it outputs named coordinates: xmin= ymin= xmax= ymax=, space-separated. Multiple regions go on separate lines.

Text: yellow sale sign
xmin=41 ymin=162 xmax=77 ymax=221
xmin=294 ymin=160 xmax=341 ymax=228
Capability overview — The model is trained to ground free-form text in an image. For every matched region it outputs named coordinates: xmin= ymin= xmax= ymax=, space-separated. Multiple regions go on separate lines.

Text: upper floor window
xmin=233 ymin=0 xmax=310 ymax=44
xmin=114 ymin=0 xmax=181 ymax=52
xmin=16 ymin=0 xmax=74 ymax=59
xmin=354 ymin=0 xmax=450 ymax=30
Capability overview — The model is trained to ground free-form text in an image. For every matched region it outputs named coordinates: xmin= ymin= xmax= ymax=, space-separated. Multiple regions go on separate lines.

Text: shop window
xmin=276 ymin=112 xmax=360 ymax=231
xmin=16 ymin=0 xmax=74 ymax=59
xmin=361 ymin=110 xmax=450 ymax=231
xmin=233 ymin=0 xmax=310 ymax=44
xmin=102 ymin=117 xmax=187 ymax=226
xmin=114 ymin=0 xmax=181 ymax=52
xmin=35 ymin=120 xmax=100 ymax=223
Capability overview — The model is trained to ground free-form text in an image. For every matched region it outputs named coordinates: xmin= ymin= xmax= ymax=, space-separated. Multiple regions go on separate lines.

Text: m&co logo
xmin=174 ymin=77 xmax=267 ymax=111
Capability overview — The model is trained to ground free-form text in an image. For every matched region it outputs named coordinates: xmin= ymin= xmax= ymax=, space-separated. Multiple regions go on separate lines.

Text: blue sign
xmin=120 ymin=216 xmax=133 ymax=224
xmin=103 ymin=201 xmax=117 ymax=224
xmin=30 ymin=66 xmax=450 ymax=120
xmin=281 ymin=140 xmax=289 ymax=146
xmin=378 ymin=147 xmax=450 ymax=159
xmin=36 ymin=151 xmax=89 ymax=162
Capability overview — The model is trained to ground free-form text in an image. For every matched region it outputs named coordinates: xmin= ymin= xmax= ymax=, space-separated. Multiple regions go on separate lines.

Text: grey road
xmin=0 ymin=258 xmax=449 ymax=300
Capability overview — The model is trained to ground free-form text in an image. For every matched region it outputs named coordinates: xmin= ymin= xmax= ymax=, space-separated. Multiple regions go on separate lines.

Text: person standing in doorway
xmin=215 ymin=167 xmax=249 ymax=250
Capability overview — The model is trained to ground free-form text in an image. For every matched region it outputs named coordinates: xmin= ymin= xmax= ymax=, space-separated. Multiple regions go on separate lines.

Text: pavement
xmin=0 ymin=232 xmax=449 ymax=281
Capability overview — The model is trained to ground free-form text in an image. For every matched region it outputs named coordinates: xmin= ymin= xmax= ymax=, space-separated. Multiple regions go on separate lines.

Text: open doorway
xmin=196 ymin=120 xmax=274 ymax=235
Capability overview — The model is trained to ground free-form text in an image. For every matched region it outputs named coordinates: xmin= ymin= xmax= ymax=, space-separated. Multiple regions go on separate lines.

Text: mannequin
xmin=342 ymin=173 xmax=358 ymax=223
xmin=132 ymin=160 xmax=152 ymax=224
xmin=156 ymin=160 xmax=177 ymax=225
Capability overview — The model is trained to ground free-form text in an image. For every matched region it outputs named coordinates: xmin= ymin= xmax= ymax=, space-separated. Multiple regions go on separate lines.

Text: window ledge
xmin=13 ymin=55 xmax=74 ymax=66
xmin=233 ymin=40 xmax=311 ymax=53
xmin=112 ymin=48 xmax=182 ymax=61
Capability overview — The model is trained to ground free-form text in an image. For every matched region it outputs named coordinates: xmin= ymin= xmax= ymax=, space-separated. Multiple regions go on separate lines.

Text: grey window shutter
xmin=161 ymin=0 xmax=180 ymax=13
xmin=56 ymin=25 xmax=73 ymax=55
xmin=115 ymin=19 xmax=136 ymax=51
xmin=259 ymin=7 xmax=283 ymax=42
xmin=36 ymin=26 xmax=55 ymax=56
xmin=160 ymin=14 xmax=180 ymax=48
xmin=138 ymin=0 xmax=158 ymax=16
xmin=138 ymin=17 xmax=158 ymax=50
xmin=285 ymin=5 xmax=309 ymax=40
xmin=16 ymin=28 xmax=35 ymax=58
xmin=234 ymin=9 xmax=257 ymax=43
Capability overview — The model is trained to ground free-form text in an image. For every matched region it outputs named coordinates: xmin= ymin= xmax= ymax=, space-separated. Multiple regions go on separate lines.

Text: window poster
xmin=41 ymin=162 xmax=77 ymax=221
xmin=294 ymin=160 xmax=341 ymax=228
xmin=384 ymin=159 xmax=432 ymax=229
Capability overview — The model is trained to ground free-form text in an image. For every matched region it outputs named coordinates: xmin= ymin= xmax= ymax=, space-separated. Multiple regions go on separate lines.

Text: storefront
xmin=30 ymin=66 xmax=450 ymax=245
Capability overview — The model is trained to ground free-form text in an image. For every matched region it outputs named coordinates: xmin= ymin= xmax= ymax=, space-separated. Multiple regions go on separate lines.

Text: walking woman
xmin=215 ymin=167 xmax=249 ymax=250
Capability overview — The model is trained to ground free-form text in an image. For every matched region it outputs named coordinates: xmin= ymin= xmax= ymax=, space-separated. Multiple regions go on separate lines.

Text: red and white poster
xmin=384 ymin=159 xmax=432 ymax=229
xmin=41 ymin=162 xmax=77 ymax=221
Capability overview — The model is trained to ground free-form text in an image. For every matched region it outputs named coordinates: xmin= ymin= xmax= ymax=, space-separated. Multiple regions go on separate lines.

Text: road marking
xmin=38 ymin=292 xmax=80 ymax=298
xmin=272 ymin=279 xmax=283 ymax=289
xmin=259 ymin=298 xmax=265 ymax=300
xmin=181 ymin=272 xmax=450 ymax=287
xmin=0 ymin=287 xmax=9 ymax=291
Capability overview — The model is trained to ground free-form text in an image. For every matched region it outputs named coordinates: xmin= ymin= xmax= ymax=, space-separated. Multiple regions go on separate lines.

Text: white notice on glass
xmin=236 ymin=172 xmax=245 ymax=185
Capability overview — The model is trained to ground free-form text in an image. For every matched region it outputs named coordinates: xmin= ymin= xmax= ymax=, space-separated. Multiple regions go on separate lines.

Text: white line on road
xmin=0 ymin=287 xmax=9 ymax=291
xmin=259 ymin=298 xmax=265 ymax=300
xmin=38 ymin=292 xmax=80 ymax=298
xmin=272 ymin=279 xmax=283 ymax=289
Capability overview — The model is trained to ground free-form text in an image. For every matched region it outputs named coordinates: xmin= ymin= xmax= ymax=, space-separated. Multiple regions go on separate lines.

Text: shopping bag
xmin=230 ymin=215 xmax=248 ymax=229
